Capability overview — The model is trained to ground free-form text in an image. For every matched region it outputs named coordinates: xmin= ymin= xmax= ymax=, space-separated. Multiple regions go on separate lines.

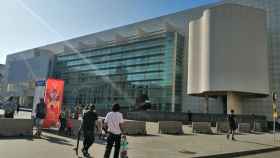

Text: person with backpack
xmin=81 ymin=104 xmax=98 ymax=157
xmin=227 ymin=109 xmax=237 ymax=141
xmin=104 ymin=103 xmax=124 ymax=158
xmin=35 ymin=98 xmax=46 ymax=137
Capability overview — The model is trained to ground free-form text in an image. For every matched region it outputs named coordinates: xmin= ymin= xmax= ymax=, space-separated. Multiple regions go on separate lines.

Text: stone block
xmin=252 ymin=122 xmax=263 ymax=132
xmin=122 ymin=120 xmax=146 ymax=135
xmin=158 ymin=121 xmax=183 ymax=134
xmin=192 ymin=122 xmax=213 ymax=134
xmin=0 ymin=118 xmax=33 ymax=137
xmin=216 ymin=121 xmax=229 ymax=134
xmin=238 ymin=123 xmax=251 ymax=133
xmin=71 ymin=119 xmax=82 ymax=136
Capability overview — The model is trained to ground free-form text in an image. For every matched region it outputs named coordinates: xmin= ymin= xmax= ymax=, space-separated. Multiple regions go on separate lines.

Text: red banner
xmin=43 ymin=78 xmax=64 ymax=128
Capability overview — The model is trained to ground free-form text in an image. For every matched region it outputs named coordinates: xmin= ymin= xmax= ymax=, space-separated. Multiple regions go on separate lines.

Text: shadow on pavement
xmin=94 ymin=138 xmax=107 ymax=145
xmin=41 ymin=135 xmax=74 ymax=147
xmin=127 ymin=134 xmax=161 ymax=137
xmin=161 ymin=133 xmax=195 ymax=136
xmin=0 ymin=136 xmax=33 ymax=141
xmin=178 ymin=149 xmax=197 ymax=155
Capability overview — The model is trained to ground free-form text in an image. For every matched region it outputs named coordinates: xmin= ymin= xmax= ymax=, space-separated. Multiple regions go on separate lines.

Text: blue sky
xmin=0 ymin=0 xmax=220 ymax=64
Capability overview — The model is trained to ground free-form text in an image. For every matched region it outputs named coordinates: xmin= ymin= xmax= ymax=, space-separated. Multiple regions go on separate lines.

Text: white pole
xmin=274 ymin=116 xmax=276 ymax=142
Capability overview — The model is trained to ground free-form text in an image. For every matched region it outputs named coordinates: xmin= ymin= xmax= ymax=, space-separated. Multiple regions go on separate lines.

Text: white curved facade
xmin=188 ymin=4 xmax=269 ymax=96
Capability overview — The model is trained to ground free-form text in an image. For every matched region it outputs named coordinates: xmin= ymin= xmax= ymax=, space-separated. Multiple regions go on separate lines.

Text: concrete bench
xmin=0 ymin=118 xmax=33 ymax=137
xmin=192 ymin=122 xmax=213 ymax=134
xmin=158 ymin=121 xmax=183 ymax=134
xmin=252 ymin=122 xmax=263 ymax=132
xmin=216 ymin=121 xmax=229 ymax=134
xmin=122 ymin=120 xmax=147 ymax=135
xmin=238 ymin=123 xmax=251 ymax=133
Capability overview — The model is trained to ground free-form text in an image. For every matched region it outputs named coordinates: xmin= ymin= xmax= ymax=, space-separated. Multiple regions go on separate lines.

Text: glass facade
xmin=55 ymin=31 xmax=184 ymax=111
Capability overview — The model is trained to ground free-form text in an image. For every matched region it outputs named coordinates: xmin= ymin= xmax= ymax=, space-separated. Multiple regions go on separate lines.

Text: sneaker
xmin=82 ymin=148 xmax=90 ymax=157
xmin=84 ymin=152 xmax=91 ymax=158
xmin=82 ymin=148 xmax=86 ymax=155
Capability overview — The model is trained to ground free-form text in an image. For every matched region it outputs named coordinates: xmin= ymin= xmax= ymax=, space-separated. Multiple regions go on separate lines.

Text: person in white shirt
xmin=104 ymin=103 xmax=124 ymax=158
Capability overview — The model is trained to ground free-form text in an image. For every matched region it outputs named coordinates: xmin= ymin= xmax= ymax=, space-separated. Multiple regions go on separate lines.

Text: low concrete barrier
xmin=71 ymin=119 xmax=82 ymax=136
xmin=127 ymin=111 xmax=267 ymax=128
xmin=122 ymin=120 xmax=146 ymax=135
xmin=0 ymin=118 xmax=33 ymax=137
xmin=192 ymin=122 xmax=213 ymax=134
xmin=158 ymin=121 xmax=183 ymax=134
xmin=216 ymin=121 xmax=229 ymax=134
xmin=252 ymin=122 xmax=263 ymax=132
xmin=238 ymin=123 xmax=251 ymax=133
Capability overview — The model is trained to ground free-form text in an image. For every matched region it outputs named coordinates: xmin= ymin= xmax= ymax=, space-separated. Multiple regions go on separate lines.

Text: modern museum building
xmin=3 ymin=0 xmax=280 ymax=120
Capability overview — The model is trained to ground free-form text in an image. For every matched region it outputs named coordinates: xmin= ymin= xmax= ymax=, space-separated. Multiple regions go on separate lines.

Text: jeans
xmin=104 ymin=133 xmax=121 ymax=158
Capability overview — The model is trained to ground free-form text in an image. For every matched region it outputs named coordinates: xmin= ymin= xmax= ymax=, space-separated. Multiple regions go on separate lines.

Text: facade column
xmin=204 ymin=95 xmax=209 ymax=113
xmin=227 ymin=92 xmax=242 ymax=114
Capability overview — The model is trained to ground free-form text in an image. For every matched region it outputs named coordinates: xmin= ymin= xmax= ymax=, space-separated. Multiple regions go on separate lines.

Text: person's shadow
xmin=40 ymin=135 xmax=74 ymax=147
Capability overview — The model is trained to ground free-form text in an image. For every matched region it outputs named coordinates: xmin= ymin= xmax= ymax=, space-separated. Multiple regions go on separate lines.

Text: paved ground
xmin=1 ymin=122 xmax=280 ymax=158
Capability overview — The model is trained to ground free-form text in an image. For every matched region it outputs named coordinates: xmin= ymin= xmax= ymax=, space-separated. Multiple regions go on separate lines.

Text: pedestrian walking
xmin=81 ymin=104 xmax=98 ymax=157
xmin=66 ymin=110 xmax=73 ymax=137
xmin=227 ymin=109 xmax=237 ymax=141
xmin=59 ymin=107 xmax=67 ymax=134
xmin=35 ymin=98 xmax=46 ymax=137
xmin=3 ymin=97 xmax=17 ymax=118
xmin=74 ymin=105 xmax=80 ymax=120
xmin=104 ymin=103 xmax=124 ymax=158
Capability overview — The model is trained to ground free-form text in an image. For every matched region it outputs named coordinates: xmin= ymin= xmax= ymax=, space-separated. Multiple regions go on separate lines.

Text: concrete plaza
xmin=1 ymin=122 xmax=280 ymax=158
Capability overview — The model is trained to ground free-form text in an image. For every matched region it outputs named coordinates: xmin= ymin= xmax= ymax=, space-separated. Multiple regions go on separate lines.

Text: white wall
xmin=188 ymin=4 xmax=269 ymax=96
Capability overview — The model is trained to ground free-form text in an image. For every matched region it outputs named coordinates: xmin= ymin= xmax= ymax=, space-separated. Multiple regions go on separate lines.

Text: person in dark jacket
xmin=227 ymin=109 xmax=237 ymax=141
xmin=59 ymin=107 xmax=67 ymax=134
xmin=35 ymin=98 xmax=46 ymax=137
xmin=82 ymin=104 xmax=98 ymax=157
